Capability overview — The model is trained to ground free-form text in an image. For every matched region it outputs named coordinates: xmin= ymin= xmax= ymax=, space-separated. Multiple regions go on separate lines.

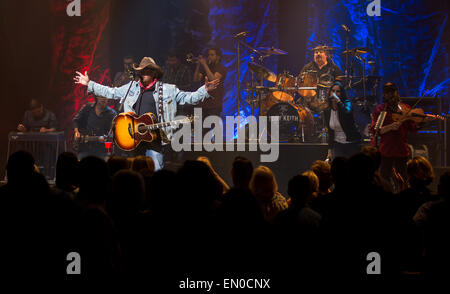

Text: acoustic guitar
xmin=113 ymin=112 xmax=194 ymax=151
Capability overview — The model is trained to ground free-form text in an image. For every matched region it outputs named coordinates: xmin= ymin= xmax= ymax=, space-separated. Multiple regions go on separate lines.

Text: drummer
xmin=299 ymin=45 xmax=343 ymax=84
xmin=297 ymin=45 xmax=344 ymax=112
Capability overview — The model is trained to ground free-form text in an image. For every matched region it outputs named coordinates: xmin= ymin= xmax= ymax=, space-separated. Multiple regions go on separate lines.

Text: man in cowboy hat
xmin=74 ymin=56 xmax=219 ymax=169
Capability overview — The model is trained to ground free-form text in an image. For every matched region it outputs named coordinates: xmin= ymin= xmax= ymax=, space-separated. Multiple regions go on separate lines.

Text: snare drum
xmin=271 ymin=72 xmax=297 ymax=103
xmin=297 ymin=71 xmax=318 ymax=98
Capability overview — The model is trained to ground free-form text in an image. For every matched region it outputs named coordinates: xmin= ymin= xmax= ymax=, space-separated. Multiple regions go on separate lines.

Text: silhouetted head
xmin=330 ymin=156 xmax=348 ymax=187
xmin=219 ymin=188 xmax=264 ymax=227
xmin=250 ymin=165 xmax=278 ymax=202
xmin=348 ymin=153 xmax=376 ymax=184
xmin=149 ymin=169 xmax=177 ymax=214
xmin=77 ymin=156 xmax=110 ymax=203
xmin=311 ymin=160 xmax=332 ymax=194
xmin=107 ymin=155 xmax=129 ymax=177
xmin=302 ymin=170 xmax=319 ymax=199
xmin=438 ymin=171 xmax=450 ymax=200
xmin=177 ymin=160 xmax=222 ymax=214
xmin=231 ymin=156 xmax=253 ymax=189
xmin=406 ymin=156 xmax=434 ymax=187
xmin=55 ymin=152 xmax=79 ymax=191
xmin=361 ymin=145 xmax=381 ymax=170
xmin=131 ymin=155 xmax=155 ymax=175
xmin=288 ymin=175 xmax=313 ymax=207
xmin=6 ymin=150 xmax=35 ymax=185
xmin=108 ymin=170 xmax=145 ymax=220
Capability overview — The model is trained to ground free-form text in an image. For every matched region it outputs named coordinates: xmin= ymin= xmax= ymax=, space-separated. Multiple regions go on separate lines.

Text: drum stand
xmin=356 ymin=55 xmax=367 ymax=102
xmin=291 ymin=125 xmax=305 ymax=143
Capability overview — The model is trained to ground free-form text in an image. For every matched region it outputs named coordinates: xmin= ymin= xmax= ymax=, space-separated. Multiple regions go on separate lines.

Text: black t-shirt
xmin=300 ymin=60 xmax=343 ymax=85
xmin=199 ymin=62 xmax=227 ymax=110
xmin=72 ymin=103 xmax=117 ymax=135
xmin=134 ymin=86 xmax=157 ymax=119
xmin=133 ymin=85 xmax=162 ymax=154
xmin=23 ymin=108 xmax=58 ymax=132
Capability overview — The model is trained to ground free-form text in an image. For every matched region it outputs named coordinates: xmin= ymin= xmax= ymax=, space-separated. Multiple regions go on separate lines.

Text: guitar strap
xmin=157 ymin=81 xmax=170 ymax=144
xmin=157 ymin=81 xmax=164 ymax=123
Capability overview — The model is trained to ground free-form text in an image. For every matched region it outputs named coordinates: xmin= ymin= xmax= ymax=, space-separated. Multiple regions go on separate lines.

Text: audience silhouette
xmin=1 ymin=148 xmax=448 ymax=282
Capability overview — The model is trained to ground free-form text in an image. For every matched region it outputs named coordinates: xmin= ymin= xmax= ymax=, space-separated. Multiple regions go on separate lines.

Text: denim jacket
xmin=87 ymin=80 xmax=210 ymax=144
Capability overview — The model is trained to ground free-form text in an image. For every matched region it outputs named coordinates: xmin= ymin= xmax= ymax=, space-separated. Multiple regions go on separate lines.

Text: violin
xmin=391 ymin=103 xmax=444 ymax=124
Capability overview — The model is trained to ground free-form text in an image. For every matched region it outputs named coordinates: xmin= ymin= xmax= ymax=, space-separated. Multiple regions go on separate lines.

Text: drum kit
xmin=242 ymin=44 xmax=381 ymax=142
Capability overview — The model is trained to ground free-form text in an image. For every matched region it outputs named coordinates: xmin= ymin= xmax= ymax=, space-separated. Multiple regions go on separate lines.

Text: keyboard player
xmin=17 ymin=99 xmax=58 ymax=133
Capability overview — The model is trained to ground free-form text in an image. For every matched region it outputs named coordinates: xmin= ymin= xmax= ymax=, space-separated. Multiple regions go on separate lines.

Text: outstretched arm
xmin=74 ymin=71 xmax=90 ymax=86
xmin=175 ymin=77 xmax=220 ymax=105
xmin=74 ymin=71 xmax=131 ymax=101
xmin=197 ymin=156 xmax=230 ymax=194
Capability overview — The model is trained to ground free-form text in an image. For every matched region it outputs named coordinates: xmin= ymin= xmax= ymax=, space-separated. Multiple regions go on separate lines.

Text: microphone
xmin=332 ymin=92 xmax=342 ymax=103
xmin=233 ymin=31 xmax=249 ymax=39
xmin=341 ymin=24 xmax=350 ymax=32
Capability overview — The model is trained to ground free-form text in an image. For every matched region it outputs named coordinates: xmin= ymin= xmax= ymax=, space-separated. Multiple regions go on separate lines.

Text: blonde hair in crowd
xmin=250 ymin=165 xmax=278 ymax=201
xmin=407 ymin=156 xmax=434 ymax=185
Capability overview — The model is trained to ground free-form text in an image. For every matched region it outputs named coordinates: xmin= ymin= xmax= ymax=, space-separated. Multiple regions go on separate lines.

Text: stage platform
xmin=165 ymin=143 xmax=329 ymax=197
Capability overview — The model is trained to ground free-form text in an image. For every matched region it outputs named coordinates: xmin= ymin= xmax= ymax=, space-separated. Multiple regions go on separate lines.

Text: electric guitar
xmin=113 ymin=112 xmax=194 ymax=151
xmin=72 ymin=134 xmax=105 ymax=152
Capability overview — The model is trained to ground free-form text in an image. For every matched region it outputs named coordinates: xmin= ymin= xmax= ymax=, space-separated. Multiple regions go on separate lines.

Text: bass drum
xmin=266 ymin=102 xmax=314 ymax=141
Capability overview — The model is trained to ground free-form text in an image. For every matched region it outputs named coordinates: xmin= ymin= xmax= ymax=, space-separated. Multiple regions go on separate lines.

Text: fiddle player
xmin=370 ymin=82 xmax=435 ymax=191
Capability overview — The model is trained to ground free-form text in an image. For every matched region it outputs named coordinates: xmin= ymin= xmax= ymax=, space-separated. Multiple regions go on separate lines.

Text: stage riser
xmin=168 ymin=144 xmax=329 ymax=196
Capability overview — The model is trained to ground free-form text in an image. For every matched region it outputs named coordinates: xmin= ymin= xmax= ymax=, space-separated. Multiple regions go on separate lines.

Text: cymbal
xmin=257 ymin=47 xmax=288 ymax=56
xmin=248 ymin=62 xmax=277 ymax=82
xmin=311 ymin=45 xmax=339 ymax=51
xmin=336 ymin=75 xmax=364 ymax=80
xmin=342 ymin=47 xmax=370 ymax=56
xmin=350 ymin=76 xmax=381 ymax=89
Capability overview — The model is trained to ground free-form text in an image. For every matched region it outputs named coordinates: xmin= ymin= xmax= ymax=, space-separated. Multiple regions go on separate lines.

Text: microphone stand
xmin=344 ymin=29 xmax=350 ymax=84
xmin=237 ymin=38 xmax=241 ymax=121
xmin=234 ymin=33 xmax=261 ymax=136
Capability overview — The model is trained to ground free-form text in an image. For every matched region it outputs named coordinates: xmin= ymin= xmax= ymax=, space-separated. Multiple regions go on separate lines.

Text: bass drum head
xmin=267 ymin=102 xmax=314 ymax=141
